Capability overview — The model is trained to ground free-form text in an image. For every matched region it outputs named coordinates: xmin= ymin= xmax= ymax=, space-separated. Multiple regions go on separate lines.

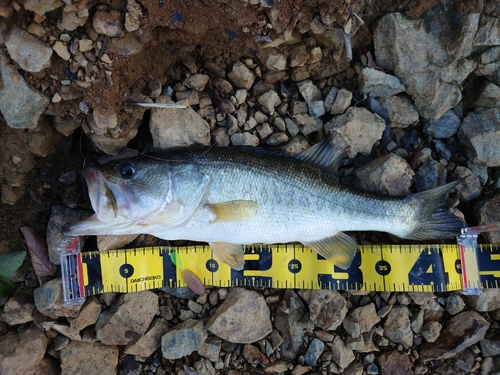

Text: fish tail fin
xmin=405 ymin=180 xmax=466 ymax=240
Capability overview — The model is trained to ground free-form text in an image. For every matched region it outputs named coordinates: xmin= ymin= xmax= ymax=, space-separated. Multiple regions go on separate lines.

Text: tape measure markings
xmin=67 ymin=243 xmax=500 ymax=297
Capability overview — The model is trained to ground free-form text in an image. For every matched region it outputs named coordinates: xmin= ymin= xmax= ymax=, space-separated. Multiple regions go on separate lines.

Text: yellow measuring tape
xmin=61 ymin=240 xmax=500 ymax=303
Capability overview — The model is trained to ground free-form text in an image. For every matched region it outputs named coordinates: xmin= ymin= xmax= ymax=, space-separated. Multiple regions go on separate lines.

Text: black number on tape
xmin=375 ymin=260 xmax=391 ymax=276
xmin=408 ymin=247 xmax=449 ymax=290
xmin=119 ymin=264 xmax=134 ymax=278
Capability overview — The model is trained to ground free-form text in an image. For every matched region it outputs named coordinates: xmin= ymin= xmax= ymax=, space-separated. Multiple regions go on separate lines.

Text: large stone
xmin=34 ymin=278 xmax=84 ymax=319
xmin=424 ymin=109 xmax=461 ymax=138
xmin=0 ymin=326 xmax=48 ymax=375
xmin=458 ymin=108 xmax=500 ymax=167
xmin=325 ymin=107 xmax=385 ymax=157
xmin=0 ymin=52 xmax=49 ymax=129
xmin=383 ymin=306 xmax=413 ymax=349
xmin=299 ymin=290 xmax=347 ymax=331
xmin=275 ymin=290 xmax=307 ymax=361
xmin=420 ymin=311 xmax=489 ymax=360
xmin=474 ymin=196 xmax=500 ymax=243
xmin=1 ymin=293 xmax=35 ymax=325
xmin=347 ymin=303 xmax=380 ymax=334
xmin=474 ymin=15 xmax=500 ymax=47
xmin=5 ymin=28 xmax=52 ymax=72
xmin=227 ymin=62 xmax=256 ymax=91
xmin=206 ymin=288 xmax=272 ymax=343
xmin=374 ymin=10 xmax=480 ymax=119
xmin=150 ymin=96 xmax=210 ymax=148
xmin=331 ymin=335 xmax=355 ymax=369
xmin=95 ymin=291 xmax=158 ymax=345
xmin=125 ymin=318 xmax=169 ymax=359
xmin=380 ymin=95 xmax=419 ymax=128
xmin=354 ymin=153 xmax=414 ymax=195
xmin=161 ymin=319 xmax=207 ymax=359
xmin=359 ymin=68 xmax=405 ymax=98
xmin=60 ymin=341 xmax=119 ymax=375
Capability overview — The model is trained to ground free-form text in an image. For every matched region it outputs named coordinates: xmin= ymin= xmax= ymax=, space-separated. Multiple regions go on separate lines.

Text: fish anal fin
xmin=304 ymin=232 xmax=358 ymax=269
xmin=206 ymin=200 xmax=259 ymax=222
xmin=209 ymin=242 xmax=245 ymax=270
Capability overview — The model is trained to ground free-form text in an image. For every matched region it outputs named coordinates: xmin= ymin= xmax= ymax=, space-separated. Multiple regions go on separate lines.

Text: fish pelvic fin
xmin=209 ymin=242 xmax=245 ymax=270
xmin=304 ymin=232 xmax=358 ymax=269
xmin=206 ymin=200 xmax=259 ymax=222
xmin=405 ymin=180 xmax=466 ymax=240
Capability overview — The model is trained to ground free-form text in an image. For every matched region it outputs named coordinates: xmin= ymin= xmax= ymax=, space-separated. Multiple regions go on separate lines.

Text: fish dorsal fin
xmin=295 ymin=133 xmax=350 ymax=176
xmin=206 ymin=200 xmax=259 ymax=222
xmin=303 ymin=231 xmax=358 ymax=269
xmin=209 ymin=242 xmax=245 ymax=270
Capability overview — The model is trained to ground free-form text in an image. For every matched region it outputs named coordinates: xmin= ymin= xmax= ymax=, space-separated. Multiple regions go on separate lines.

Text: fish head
xmin=63 ymin=157 xmax=211 ymax=236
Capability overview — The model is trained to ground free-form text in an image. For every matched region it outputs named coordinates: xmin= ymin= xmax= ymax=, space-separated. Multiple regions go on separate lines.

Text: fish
xmin=62 ymin=135 xmax=465 ymax=270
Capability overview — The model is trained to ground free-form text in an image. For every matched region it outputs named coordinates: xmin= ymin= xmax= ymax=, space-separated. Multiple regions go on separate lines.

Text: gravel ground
xmin=1 ymin=0 xmax=500 ymax=374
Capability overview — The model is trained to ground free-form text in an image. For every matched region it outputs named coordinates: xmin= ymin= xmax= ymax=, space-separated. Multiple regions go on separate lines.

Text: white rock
xmin=5 ymin=28 xmax=52 ymax=72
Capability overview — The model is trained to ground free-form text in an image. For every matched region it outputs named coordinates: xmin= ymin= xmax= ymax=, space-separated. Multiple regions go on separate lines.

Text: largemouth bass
xmin=63 ymin=137 xmax=465 ymax=270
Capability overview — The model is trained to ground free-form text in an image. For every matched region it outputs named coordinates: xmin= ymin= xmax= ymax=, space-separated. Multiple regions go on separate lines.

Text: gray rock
xmin=299 ymin=290 xmax=347 ymax=331
xmin=34 ymin=278 xmax=84 ymax=319
xmin=242 ymin=344 xmax=268 ymax=366
xmin=330 ymin=89 xmax=352 ymax=115
xmin=68 ymin=296 xmax=102 ymax=332
xmin=324 ymin=86 xmax=339 ymax=112
xmin=23 ymin=0 xmax=63 ymax=15
xmin=161 ymin=319 xmax=207 ymax=359
xmin=325 ymin=107 xmax=385 ymax=157
xmin=343 ymin=316 xmax=361 ymax=338
xmin=331 ymin=335 xmax=355 ymax=369
xmin=464 ymin=289 xmax=500 ymax=312
xmin=150 ymin=96 xmax=210 ymax=148
xmin=383 ymin=306 xmax=413 ymax=349
xmin=184 ymin=74 xmax=210 ymax=91
xmin=258 ymin=90 xmax=281 ymax=115
xmin=380 ymin=95 xmax=419 ymax=128
xmin=415 ymin=160 xmax=448 ymax=192
xmin=472 ymin=81 xmax=500 ymax=108
xmin=410 ymin=309 xmax=424 ymax=334
xmin=254 ymin=110 xmax=269 ymax=124
xmin=257 ymin=122 xmax=274 ymax=139
xmin=176 ymin=90 xmax=200 ymax=106
xmin=93 ymin=11 xmax=124 ymax=37
xmin=343 ymin=361 xmax=363 ymax=375
xmin=5 ymin=28 xmax=52 ymax=72
xmin=474 ymin=196 xmax=500 ymax=243
xmin=0 ymin=325 xmax=49 ymax=375
xmin=354 ymin=153 xmax=414 ymax=196
xmin=125 ymin=318 xmax=169 ymax=359
xmin=125 ymin=0 xmax=142 ymax=32
xmin=275 ymin=290 xmax=307 ymax=360
xmin=425 ymin=109 xmax=461 ymax=138
xmin=161 ymin=286 xmax=196 ymax=299
xmin=453 ymin=166 xmax=482 ymax=202
xmin=474 ymin=15 xmax=500 ymax=47
xmin=95 ymin=291 xmax=158 ymax=345
xmin=304 ymin=338 xmax=324 ymax=366
xmin=47 ymin=206 xmax=89 ymax=265
xmin=258 ymin=48 xmax=287 ymax=71
xmin=420 ymin=311 xmax=490 ymax=361
xmin=445 ymin=294 xmax=466 ymax=315
xmin=297 ymin=80 xmax=322 ymax=102
xmin=421 ymin=321 xmax=442 ymax=343
xmin=267 ymin=132 xmax=289 ymax=146
xmin=378 ymin=351 xmax=412 ymax=375
xmin=228 ymin=62 xmax=256 ymax=91
xmin=59 ymin=1 xmax=90 ymax=30
xmin=60 ymin=340 xmax=119 ymax=375
xmin=211 ymin=127 xmax=230 ymax=147
xmin=432 ymin=139 xmax=452 ymax=161
xmin=374 ymin=11 xmax=480 ymax=119
xmin=308 ymin=100 xmax=325 ymax=118
xmin=199 ymin=336 xmax=221 ymax=362
xmin=24 ymin=116 xmax=66 ymax=157
xmin=458 ymin=108 xmax=500 ymax=167
xmin=480 ymin=337 xmax=500 ymax=357
xmin=288 ymin=44 xmax=309 ymax=67
xmin=348 ymin=303 xmax=380 ymax=335
xmin=230 ymin=132 xmax=259 ymax=146
xmin=206 ymin=288 xmax=272 ymax=343
xmin=359 ymin=68 xmax=405 ymax=98
xmin=0 ymin=53 xmax=49 ymax=129
xmin=284 ymin=118 xmax=300 ymax=136
xmin=0 ymin=293 xmax=35 ymax=325
xmin=282 ymin=136 xmax=310 ymax=155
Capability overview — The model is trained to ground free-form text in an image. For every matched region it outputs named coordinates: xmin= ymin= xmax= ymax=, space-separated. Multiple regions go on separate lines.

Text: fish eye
xmin=118 ymin=162 xmax=137 ymax=179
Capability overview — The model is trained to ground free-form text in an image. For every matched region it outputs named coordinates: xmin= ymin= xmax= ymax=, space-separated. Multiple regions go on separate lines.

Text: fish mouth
xmin=82 ymin=167 xmax=119 ymax=222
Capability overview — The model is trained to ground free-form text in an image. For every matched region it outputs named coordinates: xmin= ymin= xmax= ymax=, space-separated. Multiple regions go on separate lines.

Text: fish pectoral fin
xmin=209 ymin=242 xmax=245 ymax=270
xmin=206 ymin=200 xmax=259 ymax=222
xmin=304 ymin=232 xmax=358 ymax=269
